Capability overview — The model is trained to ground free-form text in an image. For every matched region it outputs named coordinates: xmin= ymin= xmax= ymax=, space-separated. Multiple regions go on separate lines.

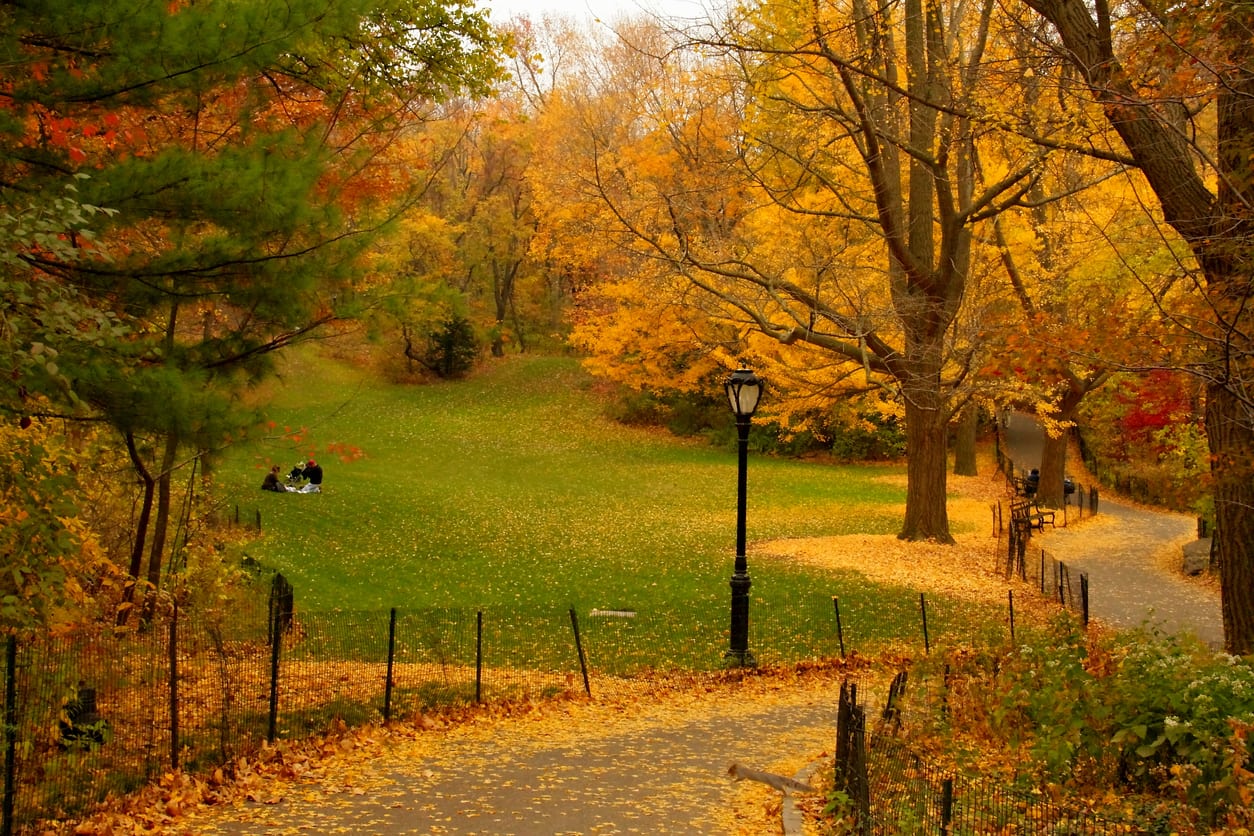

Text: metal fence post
xmin=475 ymin=611 xmax=483 ymax=704
xmin=169 ymin=605 xmax=179 ymax=769
xmin=569 ymin=609 xmax=591 ymax=698
xmin=384 ymin=608 xmax=397 ymax=722
xmin=267 ymin=602 xmax=282 ymax=744
xmin=1008 ymin=590 xmax=1015 ymax=644
xmin=919 ymin=594 xmax=930 ymax=654
xmin=832 ymin=597 xmax=846 ymax=658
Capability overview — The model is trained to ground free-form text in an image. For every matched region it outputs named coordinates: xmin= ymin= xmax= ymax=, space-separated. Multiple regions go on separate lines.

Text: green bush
xmin=985 ymin=619 xmax=1254 ymax=827
xmin=827 ymin=413 xmax=906 ymax=462
xmin=424 ymin=314 xmax=478 ymax=379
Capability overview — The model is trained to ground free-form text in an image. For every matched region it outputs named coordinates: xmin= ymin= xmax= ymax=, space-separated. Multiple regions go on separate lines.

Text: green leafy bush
xmin=984 ymin=619 xmax=1254 ymax=828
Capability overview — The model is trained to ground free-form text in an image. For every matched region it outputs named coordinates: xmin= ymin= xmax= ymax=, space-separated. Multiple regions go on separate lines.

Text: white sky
xmin=480 ymin=0 xmax=714 ymax=25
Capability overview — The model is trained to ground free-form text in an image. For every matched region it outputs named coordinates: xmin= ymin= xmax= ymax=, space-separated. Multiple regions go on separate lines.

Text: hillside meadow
xmin=222 ymin=350 xmax=1011 ymax=656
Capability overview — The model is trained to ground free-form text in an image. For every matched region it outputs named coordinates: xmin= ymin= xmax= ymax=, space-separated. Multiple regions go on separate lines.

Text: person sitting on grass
xmin=261 ymin=465 xmax=286 ymax=493
xmin=298 ymin=459 xmax=323 ymax=493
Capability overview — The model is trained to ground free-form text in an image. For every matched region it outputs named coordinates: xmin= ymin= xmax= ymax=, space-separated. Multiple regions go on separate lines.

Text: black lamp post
xmin=724 ymin=367 xmax=762 ymax=666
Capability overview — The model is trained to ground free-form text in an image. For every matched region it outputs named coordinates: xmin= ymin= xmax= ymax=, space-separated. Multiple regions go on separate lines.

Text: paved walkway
xmin=185 ymin=674 xmax=846 ymax=835
xmin=1003 ymin=413 xmax=1224 ymax=647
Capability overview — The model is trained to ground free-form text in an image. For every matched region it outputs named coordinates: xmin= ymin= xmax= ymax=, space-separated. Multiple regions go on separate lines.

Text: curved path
xmin=1003 ymin=413 xmax=1224 ymax=647
xmin=180 ymin=674 xmax=844 ymax=835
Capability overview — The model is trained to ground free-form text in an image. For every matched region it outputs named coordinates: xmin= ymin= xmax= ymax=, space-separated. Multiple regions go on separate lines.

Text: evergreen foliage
xmin=0 ymin=0 xmax=504 ymax=626
xmin=423 ymin=314 xmax=480 ymax=379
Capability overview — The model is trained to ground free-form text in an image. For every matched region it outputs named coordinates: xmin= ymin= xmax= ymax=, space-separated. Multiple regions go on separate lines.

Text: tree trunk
xmin=900 ymin=362 xmax=953 ymax=542
xmin=117 ymin=431 xmax=155 ymax=626
xmin=1038 ymin=388 xmax=1085 ymax=508
xmin=901 ymin=398 xmax=952 ymax=542
xmin=141 ymin=431 xmax=179 ymax=625
xmin=952 ymin=404 xmax=978 ymax=477
xmin=1037 ymin=432 xmax=1067 ymax=509
xmin=1207 ymin=386 xmax=1254 ymax=654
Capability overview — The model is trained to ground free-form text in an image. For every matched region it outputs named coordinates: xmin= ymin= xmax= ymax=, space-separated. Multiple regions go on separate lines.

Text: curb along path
xmin=1004 ymin=414 xmax=1223 ymax=647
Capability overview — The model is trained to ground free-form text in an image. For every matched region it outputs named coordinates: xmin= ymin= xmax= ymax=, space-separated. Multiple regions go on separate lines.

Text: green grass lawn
xmin=223 ymin=350 xmax=1003 ymax=664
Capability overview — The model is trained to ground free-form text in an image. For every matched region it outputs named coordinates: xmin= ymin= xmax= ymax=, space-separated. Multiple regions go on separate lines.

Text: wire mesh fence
xmin=863 ymin=737 xmax=1136 ymax=834
xmin=0 ymin=579 xmax=862 ymax=833
xmin=831 ymin=674 xmax=1143 ymax=834
xmin=994 ymin=525 xmax=1090 ymax=625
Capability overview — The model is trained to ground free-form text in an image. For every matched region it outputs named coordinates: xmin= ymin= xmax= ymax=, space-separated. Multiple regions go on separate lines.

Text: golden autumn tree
xmin=536 ymin=3 xmax=1083 ymax=542
xmin=954 ymin=16 xmax=1200 ymax=508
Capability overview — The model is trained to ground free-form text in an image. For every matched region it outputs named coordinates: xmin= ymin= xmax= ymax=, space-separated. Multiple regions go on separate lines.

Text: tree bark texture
xmin=953 ymin=404 xmax=979 ymax=477
xmin=902 ymin=396 xmax=953 ymax=542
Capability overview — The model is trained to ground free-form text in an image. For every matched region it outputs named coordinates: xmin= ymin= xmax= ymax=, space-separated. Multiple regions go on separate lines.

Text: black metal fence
xmin=0 ymin=571 xmax=923 ymax=835
xmin=833 ymin=675 xmax=1139 ymax=834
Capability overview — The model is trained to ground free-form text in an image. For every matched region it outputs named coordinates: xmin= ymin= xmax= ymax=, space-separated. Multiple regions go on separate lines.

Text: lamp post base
xmin=722 ymin=648 xmax=757 ymax=668
xmin=727 ymin=570 xmax=753 ymax=667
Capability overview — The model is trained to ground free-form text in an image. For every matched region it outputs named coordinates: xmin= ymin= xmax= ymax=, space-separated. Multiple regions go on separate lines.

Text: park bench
xmin=1011 ymin=498 xmax=1055 ymax=531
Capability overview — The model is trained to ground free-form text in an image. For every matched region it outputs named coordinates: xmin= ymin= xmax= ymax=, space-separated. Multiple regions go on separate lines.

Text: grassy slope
xmin=223 ymin=351 xmax=995 ymax=650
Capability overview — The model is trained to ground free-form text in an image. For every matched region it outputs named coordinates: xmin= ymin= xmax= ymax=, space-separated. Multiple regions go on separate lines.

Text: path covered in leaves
xmin=174 ymin=670 xmax=852 ymax=836
xmin=1004 ymin=413 xmax=1223 ymax=646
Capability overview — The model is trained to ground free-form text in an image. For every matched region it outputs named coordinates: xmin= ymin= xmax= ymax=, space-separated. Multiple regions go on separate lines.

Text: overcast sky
xmin=480 ymin=0 xmax=716 ymax=25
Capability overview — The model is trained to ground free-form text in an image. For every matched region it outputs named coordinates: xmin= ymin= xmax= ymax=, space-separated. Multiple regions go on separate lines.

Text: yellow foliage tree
xmin=533 ymin=5 xmax=1079 ymax=542
xmin=0 ymin=416 xmax=120 ymax=631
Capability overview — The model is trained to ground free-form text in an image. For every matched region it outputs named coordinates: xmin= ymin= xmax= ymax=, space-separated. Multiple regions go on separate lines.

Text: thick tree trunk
xmin=952 ymin=404 xmax=978 ymax=477
xmin=1037 ymin=433 xmax=1067 ymax=509
xmin=1208 ymin=45 xmax=1254 ymax=653
xmin=901 ymin=398 xmax=953 ymax=543
xmin=1038 ymin=388 xmax=1085 ymax=508
xmin=1206 ymin=363 xmax=1254 ymax=654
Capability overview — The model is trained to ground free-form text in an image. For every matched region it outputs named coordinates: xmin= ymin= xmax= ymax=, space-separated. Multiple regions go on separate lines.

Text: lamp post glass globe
xmin=725 ymin=368 xmax=763 ymax=419
xmin=724 ymin=367 xmax=761 ymax=667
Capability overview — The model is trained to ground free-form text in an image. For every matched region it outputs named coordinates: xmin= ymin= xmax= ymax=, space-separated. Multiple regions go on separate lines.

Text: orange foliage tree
xmin=1021 ymin=0 xmax=1254 ymax=652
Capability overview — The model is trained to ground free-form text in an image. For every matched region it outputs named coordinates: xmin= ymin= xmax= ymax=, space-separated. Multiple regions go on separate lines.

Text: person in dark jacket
xmin=298 ymin=459 xmax=323 ymax=493
xmin=261 ymin=465 xmax=286 ymax=492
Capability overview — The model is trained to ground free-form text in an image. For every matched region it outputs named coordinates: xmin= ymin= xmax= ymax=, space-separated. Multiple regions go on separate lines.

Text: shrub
xmin=422 ymin=315 xmax=479 ymax=379
xmin=981 ymin=620 xmax=1254 ymax=828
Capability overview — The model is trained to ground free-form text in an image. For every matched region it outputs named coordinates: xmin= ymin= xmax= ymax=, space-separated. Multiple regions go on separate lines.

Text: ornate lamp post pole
xmin=724 ymin=367 xmax=762 ymax=666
